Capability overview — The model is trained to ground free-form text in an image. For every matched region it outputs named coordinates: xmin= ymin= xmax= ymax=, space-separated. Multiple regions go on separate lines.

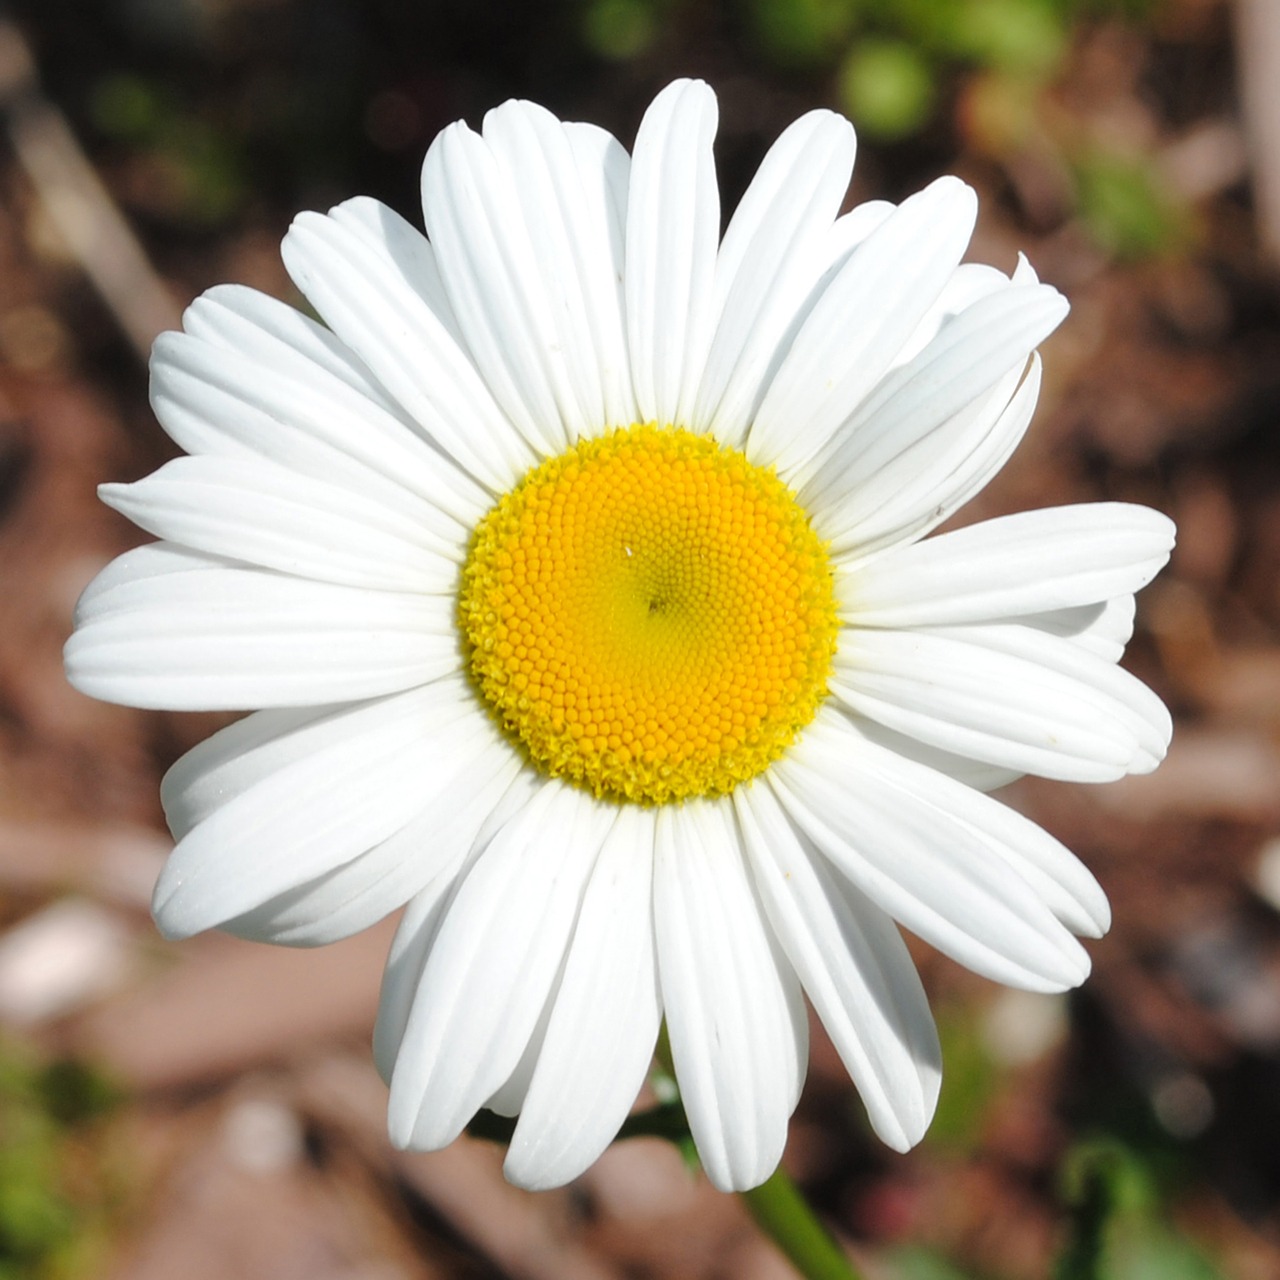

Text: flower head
xmin=65 ymin=80 xmax=1173 ymax=1193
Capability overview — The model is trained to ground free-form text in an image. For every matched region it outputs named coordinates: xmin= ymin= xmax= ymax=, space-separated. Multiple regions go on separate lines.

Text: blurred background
xmin=0 ymin=0 xmax=1277 ymax=1276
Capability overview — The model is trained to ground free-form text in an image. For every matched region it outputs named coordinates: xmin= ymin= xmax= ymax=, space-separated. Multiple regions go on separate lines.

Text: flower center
xmin=458 ymin=424 xmax=838 ymax=804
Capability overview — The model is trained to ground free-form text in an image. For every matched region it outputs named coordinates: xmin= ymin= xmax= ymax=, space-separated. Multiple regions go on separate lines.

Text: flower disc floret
xmin=459 ymin=424 xmax=839 ymax=804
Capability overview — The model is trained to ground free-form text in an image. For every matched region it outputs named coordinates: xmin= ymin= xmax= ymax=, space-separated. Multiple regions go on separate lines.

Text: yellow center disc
xmin=458 ymin=424 xmax=838 ymax=805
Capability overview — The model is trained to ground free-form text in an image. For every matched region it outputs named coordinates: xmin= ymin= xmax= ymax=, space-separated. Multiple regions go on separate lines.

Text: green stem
xmin=470 ymin=1033 xmax=863 ymax=1280
xmin=741 ymin=1166 xmax=865 ymax=1280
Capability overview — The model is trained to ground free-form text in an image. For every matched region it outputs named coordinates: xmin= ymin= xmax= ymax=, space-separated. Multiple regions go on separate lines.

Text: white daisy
xmin=64 ymin=79 xmax=1173 ymax=1194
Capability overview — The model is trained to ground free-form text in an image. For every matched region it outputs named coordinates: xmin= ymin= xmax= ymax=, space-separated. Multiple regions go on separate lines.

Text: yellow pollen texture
xmin=458 ymin=424 xmax=838 ymax=805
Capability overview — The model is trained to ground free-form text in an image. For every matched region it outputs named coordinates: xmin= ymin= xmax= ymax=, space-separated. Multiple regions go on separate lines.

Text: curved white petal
xmin=625 ymin=79 xmax=720 ymax=427
xmin=803 ymin=283 xmax=1069 ymax=543
xmin=282 ymin=204 xmax=534 ymax=491
xmin=934 ymin=621 xmax=1171 ymax=771
xmin=828 ymin=353 xmax=1041 ymax=559
xmin=748 ymin=176 xmax=978 ymax=478
xmin=831 ymin=623 xmax=1169 ymax=782
xmin=420 ymin=101 xmax=634 ymax=449
xmin=772 ymin=708 xmax=1092 ymax=992
xmin=162 ymin=704 xmax=340 ymax=842
xmin=66 ymin=559 xmax=456 ymax=710
xmin=1016 ymin=594 xmax=1137 ymax=663
xmin=736 ymin=782 xmax=941 ymax=1151
xmin=100 ymin=455 xmax=462 ymax=593
xmin=387 ymin=782 xmax=614 ymax=1151
xmin=373 ymin=768 xmax=543 ymax=1083
xmin=564 ymin=120 xmax=634 ymax=433
xmin=482 ymin=981 xmax=562 ymax=1120
xmin=327 ymin=195 xmax=466 ymax=345
xmin=847 ymin=716 xmax=1023 ymax=792
xmin=505 ymin=805 xmax=662 ymax=1189
xmin=150 ymin=683 xmax=475 ymax=939
xmin=72 ymin=542 xmax=223 ymax=622
xmin=814 ymin=711 xmax=1110 ymax=937
xmin=848 ymin=503 xmax=1175 ymax=628
xmin=222 ymin=729 xmax=523 ymax=947
xmin=180 ymin=281 xmax=413 ymax=419
xmin=653 ymin=800 xmax=807 ymax=1192
xmin=890 ymin=262 xmax=1014 ymax=371
xmin=691 ymin=109 xmax=856 ymax=445
xmin=152 ymin=290 xmax=490 ymax=531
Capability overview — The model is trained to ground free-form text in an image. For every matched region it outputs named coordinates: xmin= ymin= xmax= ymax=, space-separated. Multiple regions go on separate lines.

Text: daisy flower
xmin=65 ymin=79 xmax=1173 ymax=1194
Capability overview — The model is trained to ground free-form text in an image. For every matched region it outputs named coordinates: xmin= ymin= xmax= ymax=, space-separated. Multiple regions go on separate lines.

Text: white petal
xmin=748 ymin=176 xmax=977 ymax=478
xmin=101 ymin=455 xmax=462 ymax=593
xmin=505 ymin=806 xmax=662 ymax=1189
xmin=387 ymin=782 xmax=614 ymax=1150
xmin=565 ymin=121 xmax=634 ymax=431
xmin=848 ymin=716 xmax=1023 ymax=793
xmin=848 ymin=503 xmax=1175 ymax=627
xmin=895 ymin=260 xmax=1003 ymax=353
xmin=695 ymin=197 xmax=894 ymax=450
xmin=282 ymin=204 xmax=534 ymax=491
xmin=222 ymin=729 xmax=523 ymax=946
xmin=162 ymin=704 xmax=337 ymax=842
xmin=831 ymin=624 xmax=1168 ymax=782
xmin=181 ymin=281 xmax=413 ymax=419
xmin=772 ymin=708 xmax=1092 ymax=992
xmin=828 ymin=353 xmax=1041 ymax=559
xmin=933 ymin=621 xmax=1171 ymax=771
xmin=150 ymin=684 xmax=472 ymax=939
xmin=805 ymin=712 xmax=1109 ymax=937
xmin=736 ymin=782 xmax=941 ymax=1151
xmin=1016 ymin=595 xmax=1137 ymax=662
xmin=691 ymin=109 xmax=856 ymax=445
xmin=625 ymin=79 xmax=720 ymax=426
xmin=483 ymin=980 xmax=561 ymax=1120
xmin=373 ymin=768 xmax=543 ymax=1082
xmin=374 ymin=865 xmax=474 ymax=1084
xmin=421 ymin=100 xmax=633 ymax=448
xmin=803 ymin=283 xmax=1069 ymax=543
xmin=72 ymin=542 xmax=224 ymax=621
xmin=653 ymin=800 xmax=808 ymax=1192
xmin=328 ymin=195 xmax=466 ymax=346
xmin=66 ymin=558 xmax=456 ymax=710
xmin=151 ymin=292 xmax=489 ymax=531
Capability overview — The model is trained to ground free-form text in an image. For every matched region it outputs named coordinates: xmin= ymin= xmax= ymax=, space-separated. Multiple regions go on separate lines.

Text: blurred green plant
xmin=0 ymin=1042 xmax=122 ymax=1280
xmin=887 ymin=1243 xmax=989 ymax=1279
xmin=922 ymin=1004 xmax=1003 ymax=1151
xmin=1057 ymin=1140 xmax=1224 ymax=1280
xmin=583 ymin=0 xmax=666 ymax=58
xmin=89 ymin=73 xmax=246 ymax=226
xmin=838 ymin=38 xmax=936 ymax=142
xmin=1071 ymin=146 xmax=1188 ymax=260
xmin=577 ymin=0 xmax=1185 ymax=259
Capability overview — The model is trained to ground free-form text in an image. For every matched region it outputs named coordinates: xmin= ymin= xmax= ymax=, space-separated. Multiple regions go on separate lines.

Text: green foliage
xmin=583 ymin=0 xmax=663 ymax=59
xmin=746 ymin=0 xmax=863 ymax=67
xmin=942 ymin=0 xmax=1067 ymax=75
xmin=1056 ymin=1141 xmax=1224 ymax=1280
xmin=1071 ymin=148 xmax=1187 ymax=260
xmin=0 ymin=1044 xmax=122 ymax=1280
xmin=887 ymin=1243 xmax=987 ymax=1279
xmin=838 ymin=39 xmax=935 ymax=140
xmin=923 ymin=1005 xmax=1001 ymax=1150
xmin=89 ymin=73 xmax=247 ymax=226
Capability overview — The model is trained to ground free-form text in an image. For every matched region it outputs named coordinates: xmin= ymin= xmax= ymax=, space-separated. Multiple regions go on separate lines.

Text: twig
xmin=0 ymin=19 xmax=181 ymax=360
